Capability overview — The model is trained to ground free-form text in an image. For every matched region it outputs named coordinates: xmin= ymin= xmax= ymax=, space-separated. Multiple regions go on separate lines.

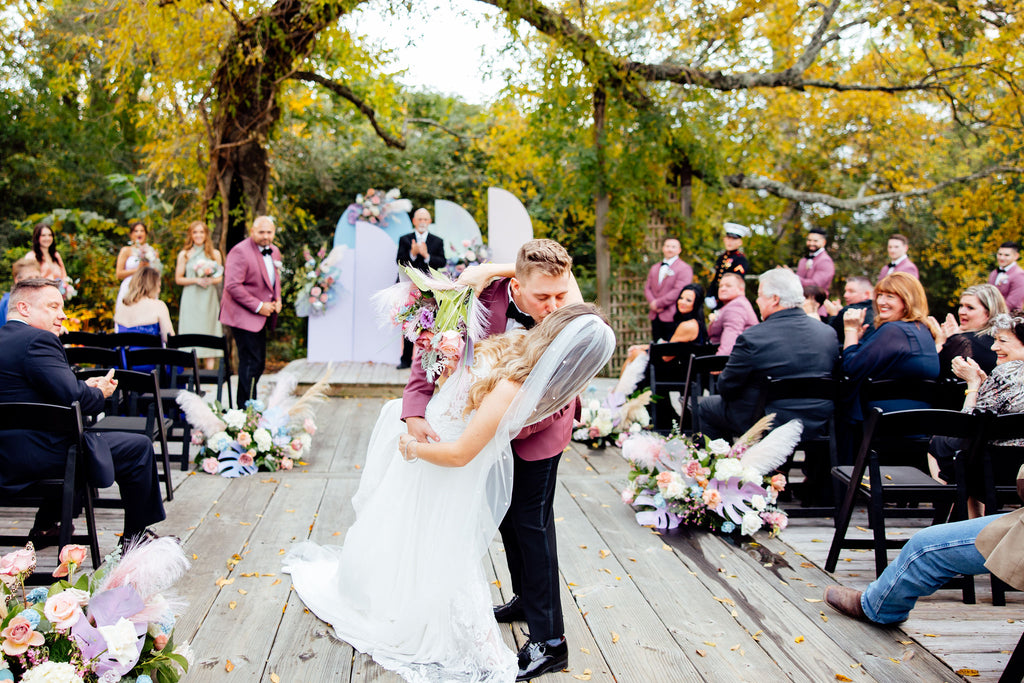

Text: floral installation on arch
xmin=293 ymin=243 xmax=346 ymax=317
xmin=619 ymin=416 xmax=802 ymax=537
xmin=374 ymin=265 xmax=486 ymax=383
xmin=343 ymin=188 xmax=412 ymax=226
xmin=445 ymin=238 xmax=490 ymax=278
xmin=177 ymin=369 xmax=330 ymax=477
xmin=0 ymin=539 xmax=192 ymax=683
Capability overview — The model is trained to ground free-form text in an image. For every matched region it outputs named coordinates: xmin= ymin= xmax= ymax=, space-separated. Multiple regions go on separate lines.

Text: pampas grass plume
xmin=176 ymin=392 xmax=226 ymax=436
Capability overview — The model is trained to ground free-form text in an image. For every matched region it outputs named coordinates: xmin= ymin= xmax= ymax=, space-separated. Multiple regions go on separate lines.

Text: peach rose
xmin=435 ymin=331 xmax=464 ymax=360
xmin=303 ymin=418 xmax=317 ymax=435
xmin=52 ymin=544 xmax=88 ymax=578
xmin=1 ymin=615 xmax=44 ymax=655
xmin=153 ymin=633 xmax=169 ymax=651
xmin=239 ymin=451 xmax=256 ymax=467
xmin=280 ymin=457 xmax=294 ymax=471
xmin=683 ymin=460 xmax=702 ymax=478
xmin=201 ymin=457 xmax=220 ymax=475
xmin=414 ymin=330 xmax=435 ymax=351
xmin=44 ymin=590 xmax=83 ymax=630
xmin=236 ymin=431 xmax=252 ymax=448
xmin=655 ymin=471 xmax=674 ymax=490
xmin=702 ymin=488 xmax=722 ymax=510
xmin=770 ymin=473 xmax=786 ymax=492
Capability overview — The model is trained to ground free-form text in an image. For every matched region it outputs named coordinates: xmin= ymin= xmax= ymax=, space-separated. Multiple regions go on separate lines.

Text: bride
xmin=283 ymin=303 xmax=615 ymax=682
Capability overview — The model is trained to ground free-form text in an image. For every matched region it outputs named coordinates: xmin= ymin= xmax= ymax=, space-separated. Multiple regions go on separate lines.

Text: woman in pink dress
xmin=24 ymin=223 xmax=68 ymax=284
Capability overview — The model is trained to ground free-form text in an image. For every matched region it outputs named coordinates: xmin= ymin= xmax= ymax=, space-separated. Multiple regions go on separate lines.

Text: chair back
xmin=859 ymin=377 xmax=941 ymax=419
xmin=64 ymin=346 xmax=123 ymax=370
xmin=976 ymin=411 xmax=1024 ymax=513
xmin=679 ymin=354 xmax=729 ymax=433
xmin=125 ymin=348 xmax=201 ymax=392
xmin=648 ymin=342 xmax=717 ymax=431
xmin=107 ymin=332 xmax=163 ymax=350
xmin=76 ymin=368 xmax=163 ymax=420
xmin=755 ymin=375 xmax=838 ymax=420
xmin=0 ymin=401 xmax=84 ymax=441
xmin=62 ymin=331 xmax=109 ymax=347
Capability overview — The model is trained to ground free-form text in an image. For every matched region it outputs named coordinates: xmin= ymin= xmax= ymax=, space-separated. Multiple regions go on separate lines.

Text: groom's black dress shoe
xmin=493 ymin=595 xmax=525 ymax=623
xmin=516 ymin=637 xmax=568 ymax=681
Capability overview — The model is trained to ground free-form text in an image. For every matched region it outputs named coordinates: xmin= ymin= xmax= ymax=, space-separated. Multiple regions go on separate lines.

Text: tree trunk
xmin=593 ymin=86 xmax=610 ymax=310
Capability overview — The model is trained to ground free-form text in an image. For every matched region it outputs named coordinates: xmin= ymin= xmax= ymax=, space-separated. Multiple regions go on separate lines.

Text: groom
xmin=402 ymin=239 xmax=581 ymax=681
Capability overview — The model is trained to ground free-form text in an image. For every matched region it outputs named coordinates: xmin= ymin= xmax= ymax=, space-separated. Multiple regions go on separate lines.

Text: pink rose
xmin=239 ymin=451 xmax=255 ymax=467
xmin=59 ymin=544 xmax=87 ymax=567
xmin=319 ymin=294 xmax=329 ymax=303
xmin=656 ymin=471 xmax=674 ymax=491
xmin=44 ymin=591 xmax=83 ymax=630
xmin=770 ymin=473 xmax=786 ymax=492
xmin=191 ymin=431 xmax=204 ymax=445
xmin=0 ymin=547 xmax=36 ymax=577
xmin=683 ymin=460 xmax=702 ymax=478
xmin=201 ymin=457 xmax=220 ymax=474
xmin=702 ymin=488 xmax=722 ymax=510
xmin=290 ymin=439 xmax=303 ymax=452
xmin=462 ymin=239 xmax=472 ymax=247
xmin=236 ymin=431 xmax=252 ymax=448
xmin=153 ymin=633 xmax=169 ymax=651
xmin=303 ymin=418 xmax=317 ymax=435
xmin=621 ymin=488 xmax=635 ymax=505
xmin=414 ymin=330 xmax=435 ymax=351
xmin=762 ymin=510 xmax=788 ymax=532
xmin=311 ymin=286 xmax=322 ymax=296
xmin=435 ymin=331 xmax=464 ymax=368
xmin=1 ymin=616 xmax=44 ymax=655
xmin=280 ymin=457 xmax=294 ymax=471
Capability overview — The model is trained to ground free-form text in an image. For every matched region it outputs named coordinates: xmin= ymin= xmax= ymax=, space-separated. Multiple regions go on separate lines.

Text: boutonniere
xmin=273 ymin=259 xmax=283 ymax=269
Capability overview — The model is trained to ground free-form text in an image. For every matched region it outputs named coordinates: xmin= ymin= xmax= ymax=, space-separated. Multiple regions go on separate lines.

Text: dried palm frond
xmin=735 ymin=414 xmax=775 ymax=448
xmin=288 ymin=365 xmax=334 ymax=420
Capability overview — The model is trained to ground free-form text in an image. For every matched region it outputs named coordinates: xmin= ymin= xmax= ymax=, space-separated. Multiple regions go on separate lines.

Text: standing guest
xmin=706 ymin=223 xmax=750 ymax=310
xmin=643 ymin=237 xmax=693 ymax=341
xmin=220 ymin=215 xmax=282 ymax=407
xmin=796 ymin=227 xmax=835 ymax=300
xmin=877 ymin=233 xmax=919 ymax=281
xmin=23 ymin=223 xmax=68 ymax=285
xmin=0 ymin=258 xmax=42 ymax=324
xmin=929 ymin=284 xmax=1006 ymax=379
xmin=0 ymin=278 xmax=165 ymax=546
xmin=115 ymin=221 xmax=162 ymax=311
xmin=824 ymin=276 xmax=875 ymax=340
xmin=114 ymin=266 xmax=174 ymax=342
xmin=175 ymin=220 xmax=224 ymax=370
xmin=698 ymin=269 xmax=838 ymax=441
xmin=988 ymin=241 xmax=1024 ymax=311
xmin=708 ymin=273 xmax=758 ymax=356
xmin=841 ymin=272 xmax=939 ymax=423
xmin=395 ymin=208 xmax=447 ymax=369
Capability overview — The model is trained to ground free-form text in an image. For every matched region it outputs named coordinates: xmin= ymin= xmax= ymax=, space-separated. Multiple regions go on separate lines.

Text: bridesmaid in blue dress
xmin=114 ymin=266 xmax=174 ymax=342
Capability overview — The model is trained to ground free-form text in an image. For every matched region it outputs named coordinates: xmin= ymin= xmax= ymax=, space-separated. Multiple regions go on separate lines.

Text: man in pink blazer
xmin=219 ymin=216 xmax=282 ymax=407
xmin=989 ymin=241 xmax=1024 ymax=311
xmin=402 ymin=239 xmax=582 ymax=680
xmin=877 ymin=233 xmax=919 ymax=281
xmin=797 ymin=228 xmax=835 ymax=294
xmin=708 ymin=273 xmax=759 ymax=355
xmin=643 ymin=237 xmax=693 ymax=341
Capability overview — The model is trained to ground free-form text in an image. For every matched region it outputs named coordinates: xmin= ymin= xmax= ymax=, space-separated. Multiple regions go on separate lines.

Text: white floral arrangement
xmin=343 ymin=188 xmax=412 ymax=226
xmin=572 ymin=390 xmax=652 ymax=448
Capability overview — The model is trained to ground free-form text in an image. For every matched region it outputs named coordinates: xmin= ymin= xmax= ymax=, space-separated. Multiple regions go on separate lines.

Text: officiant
xmin=396 ymin=208 xmax=446 ymax=369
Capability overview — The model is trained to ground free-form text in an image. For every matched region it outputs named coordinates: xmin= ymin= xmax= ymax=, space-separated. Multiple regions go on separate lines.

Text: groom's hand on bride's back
xmin=406 ymin=416 xmax=440 ymax=443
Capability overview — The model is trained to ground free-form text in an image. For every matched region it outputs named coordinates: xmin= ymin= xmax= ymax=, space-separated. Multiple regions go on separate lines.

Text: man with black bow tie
xmin=877 ymin=233 xmax=919 ymax=281
xmin=643 ymin=237 xmax=693 ymax=341
xmin=988 ymin=241 xmax=1024 ymax=311
xmin=220 ymin=215 xmax=282 ymax=407
xmin=794 ymin=227 xmax=835 ymax=317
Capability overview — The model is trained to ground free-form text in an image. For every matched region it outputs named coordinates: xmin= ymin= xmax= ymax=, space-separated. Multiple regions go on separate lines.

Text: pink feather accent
xmin=97 ymin=537 xmax=190 ymax=600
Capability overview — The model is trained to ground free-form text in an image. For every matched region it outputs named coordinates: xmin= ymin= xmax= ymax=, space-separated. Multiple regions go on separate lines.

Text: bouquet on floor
xmin=620 ymin=416 xmax=801 ymax=537
xmin=177 ymin=370 xmax=329 ymax=477
xmin=374 ymin=265 xmax=487 ymax=383
xmin=0 ymin=539 xmax=193 ymax=683
xmin=446 ymin=238 xmax=490 ymax=278
xmin=294 ymin=243 xmax=346 ymax=317
xmin=572 ymin=391 xmax=652 ymax=449
xmin=343 ymin=187 xmax=412 ymax=226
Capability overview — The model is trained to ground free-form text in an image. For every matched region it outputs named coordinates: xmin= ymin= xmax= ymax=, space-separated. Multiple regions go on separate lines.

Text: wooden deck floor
xmin=6 ymin=396 xmax=1019 ymax=682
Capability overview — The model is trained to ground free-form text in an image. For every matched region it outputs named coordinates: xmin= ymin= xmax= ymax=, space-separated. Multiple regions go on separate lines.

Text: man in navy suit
xmin=0 ymin=278 xmax=165 ymax=545
xmin=396 ymin=208 xmax=446 ymax=369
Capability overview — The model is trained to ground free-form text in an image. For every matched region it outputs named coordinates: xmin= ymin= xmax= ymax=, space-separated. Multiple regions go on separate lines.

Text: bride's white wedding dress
xmin=283 ymin=314 xmax=615 ymax=683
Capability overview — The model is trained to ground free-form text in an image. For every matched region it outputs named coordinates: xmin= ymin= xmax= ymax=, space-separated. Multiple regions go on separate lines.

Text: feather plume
xmin=175 ymin=392 xmax=226 ymax=436
xmin=371 ymin=280 xmax=415 ymax=327
xmin=614 ymin=352 xmax=649 ymax=397
xmin=619 ymin=390 xmax=652 ymax=426
xmin=466 ymin=293 xmax=490 ymax=343
xmin=288 ymin=366 xmax=333 ymax=421
xmin=266 ymin=372 xmax=298 ymax=410
xmin=97 ymin=537 xmax=191 ymax=600
xmin=739 ymin=419 xmax=804 ymax=476
xmin=735 ymin=414 xmax=776 ymax=448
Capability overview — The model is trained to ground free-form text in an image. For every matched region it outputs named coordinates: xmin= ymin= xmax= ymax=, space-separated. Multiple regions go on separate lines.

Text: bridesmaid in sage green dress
xmin=175 ymin=221 xmax=224 ymax=370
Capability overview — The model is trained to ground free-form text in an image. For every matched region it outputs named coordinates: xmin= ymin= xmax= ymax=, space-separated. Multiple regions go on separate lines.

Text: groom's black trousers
xmin=499 ymin=449 xmax=563 ymax=642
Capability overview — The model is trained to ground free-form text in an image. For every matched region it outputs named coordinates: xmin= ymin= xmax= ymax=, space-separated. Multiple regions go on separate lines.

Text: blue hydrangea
xmin=652 ymin=493 xmax=666 ymax=508
xmin=720 ymin=521 xmax=736 ymax=534
xmin=21 ymin=609 xmax=40 ymax=628
xmin=244 ymin=399 xmax=265 ymax=412
xmin=137 ymin=676 xmax=154 ymax=683
xmin=25 ymin=587 xmax=48 ymax=604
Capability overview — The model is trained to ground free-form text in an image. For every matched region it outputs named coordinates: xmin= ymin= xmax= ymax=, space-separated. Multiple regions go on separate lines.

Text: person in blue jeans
xmin=824 ymin=468 xmax=1024 ymax=623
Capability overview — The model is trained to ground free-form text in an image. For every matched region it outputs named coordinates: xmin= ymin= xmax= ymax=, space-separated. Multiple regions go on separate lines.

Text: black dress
xmin=938 ymin=331 xmax=997 ymax=379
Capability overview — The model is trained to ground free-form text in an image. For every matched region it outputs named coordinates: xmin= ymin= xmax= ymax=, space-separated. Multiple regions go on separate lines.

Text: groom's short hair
xmin=516 ymin=239 xmax=572 ymax=280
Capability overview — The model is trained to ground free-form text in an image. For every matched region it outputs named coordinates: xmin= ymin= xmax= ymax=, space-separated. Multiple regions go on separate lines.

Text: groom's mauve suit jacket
xmin=400 ymin=277 xmax=578 ymax=461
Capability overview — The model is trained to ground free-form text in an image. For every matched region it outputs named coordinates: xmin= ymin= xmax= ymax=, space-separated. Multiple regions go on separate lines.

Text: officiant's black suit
xmin=0 ymin=320 xmax=165 ymax=535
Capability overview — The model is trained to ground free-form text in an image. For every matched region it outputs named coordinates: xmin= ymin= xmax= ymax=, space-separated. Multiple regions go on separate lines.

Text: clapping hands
xmin=951 ymin=355 xmax=986 ymax=388
xmin=842 ymin=307 xmax=868 ymax=341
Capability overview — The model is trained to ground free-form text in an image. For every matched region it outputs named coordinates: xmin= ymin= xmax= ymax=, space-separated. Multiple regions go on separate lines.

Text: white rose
xmin=588 ymin=399 xmax=601 ymax=412
xmin=750 ymin=494 xmax=766 ymax=511
xmin=741 ymin=511 xmax=763 ymax=536
xmin=299 ymin=433 xmax=312 ymax=450
xmin=97 ymin=617 xmax=142 ymax=669
xmin=665 ymin=481 xmax=685 ymax=498
xmin=713 ymin=458 xmax=744 ymax=481
xmin=223 ymin=409 xmax=246 ymax=429
xmin=741 ymin=467 xmax=763 ymax=485
xmin=707 ymin=439 xmax=732 ymax=455
xmin=19 ymin=661 xmax=84 ymax=683
xmin=253 ymin=428 xmax=273 ymax=451
xmin=208 ymin=431 xmax=231 ymax=452
xmin=629 ymin=422 xmax=642 ymax=433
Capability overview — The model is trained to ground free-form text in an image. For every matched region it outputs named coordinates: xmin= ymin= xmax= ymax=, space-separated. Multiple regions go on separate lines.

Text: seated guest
xmin=825 ymin=466 xmax=1024 ymax=625
xmin=802 ymin=284 xmax=827 ymax=320
xmin=114 ymin=265 xmax=174 ymax=342
xmin=0 ymin=258 xmax=42 ymax=324
xmin=708 ymin=273 xmax=758 ymax=356
xmin=928 ymin=313 xmax=1024 ymax=516
xmin=698 ymin=269 xmax=838 ymax=440
xmin=622 ymin=283 xmax=710 ymax=366
xmin=824 ymin=276 xmax=874 ymax=340
xmin=929 ymin=283 xmax=1006 ymax=379
xmin=840 ymin=272 xmax=939 ymax=424
xmin=0 ymin=278 xmax=165 ymax=546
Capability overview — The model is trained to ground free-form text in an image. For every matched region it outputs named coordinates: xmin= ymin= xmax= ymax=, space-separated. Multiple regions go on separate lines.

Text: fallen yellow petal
xmin=696 ymin=649 xmax=706 ymax=657
xmin=215 ymin=576 xmax=235 ymax=588
xmin=238 ymin=589 xmax=247 ymax=595
xmin=599 ymin=549 xmax=610 ymax=558
xmin=922 ymin=633 xmax=939 ymax=637
xmin=804 ymin=598 xmax=822 ymax=603
xmin=611 ymin=632 xmax=619 ymax=643
xmin=572 ymin=670 xmax=592 ymax=681
xmin=270 ymin=674 xmax=281 ymax=683
xmin=229 ymin=600 xmax=237 ymax=609
xmin=271 ymin=579 xmax=281 ymax=586
xmin=794 ymin=636 xmax=804 ymax=643
xmin=956 ymin=671 xmax=979 ymax=678
xmin=835 ymin=675 xmax=852 ymax=682
xmin=580 ymin=647 xmax=590 ymax=654
xmin=225 ymin=660 xmax=234 ymax=672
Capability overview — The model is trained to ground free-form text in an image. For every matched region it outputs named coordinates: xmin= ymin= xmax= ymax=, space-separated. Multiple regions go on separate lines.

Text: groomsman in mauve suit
xmin=877 ymin=233 xmax=919 ymax=281
xmin=989 ymin=241 xmax=1024 ymax=311
xmin=402 ymin=239 xmax=583 ymax=681
xmin=796 ymin=228 xmax=835 ymax=295
xmin=220 ymin=215 xmax=282 ymax=407
xmin=643 ymin=237 xmax=693 ymax=341
xmin=396 ymin=208 xmax=447 ymax=369
xmin=0 ymin=279 xmax=165 ymax=546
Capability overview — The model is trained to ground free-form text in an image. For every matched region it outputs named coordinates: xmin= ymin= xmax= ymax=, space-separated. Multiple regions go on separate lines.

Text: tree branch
xmin=406 ymin=118 xmax=481 ymax=141
xmin=722 ymin=165 xmax=1024 ymax=211
xmin=291 ymin=71 xmax=406 ymax=149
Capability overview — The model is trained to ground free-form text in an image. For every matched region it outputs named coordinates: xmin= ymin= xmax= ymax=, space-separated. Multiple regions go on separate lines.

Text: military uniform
xmin=708 ymin=249 xmax=749 ymax=303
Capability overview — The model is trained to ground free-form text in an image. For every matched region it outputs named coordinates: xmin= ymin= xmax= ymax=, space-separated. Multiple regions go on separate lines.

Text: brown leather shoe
xmin=824 ymin=585 xmax=866 ymax=621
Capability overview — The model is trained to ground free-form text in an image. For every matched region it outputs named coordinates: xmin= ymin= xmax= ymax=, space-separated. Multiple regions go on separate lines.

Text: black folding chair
xmin=1000 ymin=628 xmax=1024 ymax=682
xmin=168 ymin=334 xmax=233 ymax=407
xmin=679 ymin=354 xmax=728 ymax=435
xmin=64 ymin=346 xmax=123 ymax=370
xmin=62 ymin=331 xmax=109 ymax=347
xmin=0 ymin=401 xmax=101 ymax=581
xmin=754 ymin=375 xmax=839 ymax=517
xmin=125 ymin=348 xmax=203 ymax=471
xmin=827 ymin=408 xmax=981 ymax=578
xmin=648 ymin=342 xmax=717 ymax=432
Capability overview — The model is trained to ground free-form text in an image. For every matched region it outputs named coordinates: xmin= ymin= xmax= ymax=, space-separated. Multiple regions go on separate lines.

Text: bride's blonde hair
xmin=465 ymin=302 xmax=608 ymax=414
